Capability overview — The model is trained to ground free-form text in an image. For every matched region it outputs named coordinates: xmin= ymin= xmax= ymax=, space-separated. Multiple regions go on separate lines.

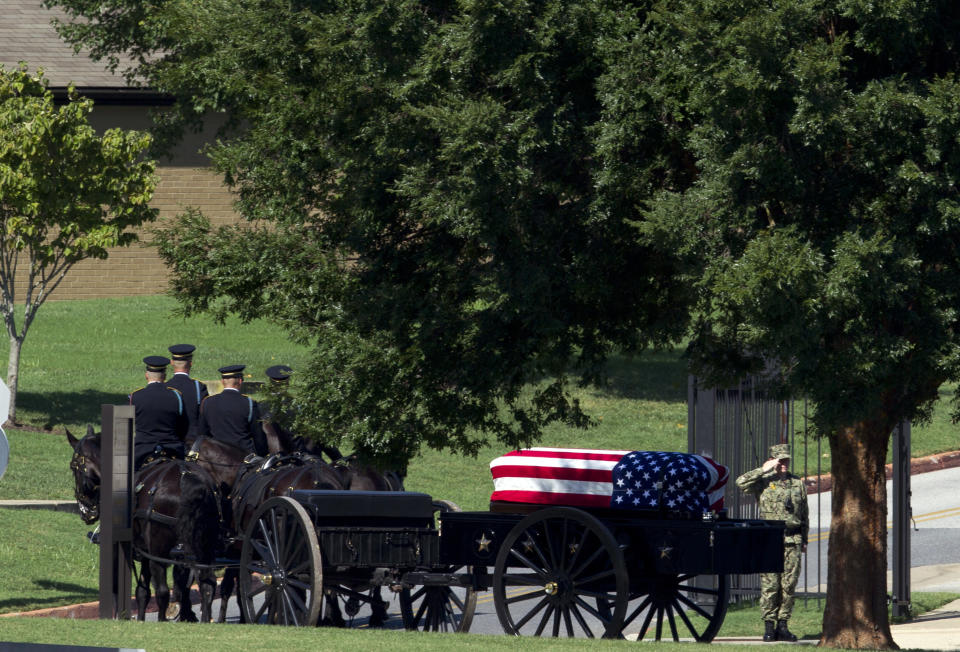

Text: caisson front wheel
xmin=399 ymin=499 xmax=477 ymax=632
xmin=239 ymin=496 xmax=323 ymax=626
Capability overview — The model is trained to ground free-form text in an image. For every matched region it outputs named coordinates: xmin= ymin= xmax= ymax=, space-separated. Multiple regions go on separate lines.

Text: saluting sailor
xmin=165 ymin=343 xmax=209 ymax=437
xmin=129 ymin=356 xmax=189 ymax=470
xmin=736 ymin=443 xmax=808 ymax=643
xmin=197 ymin=364 xmax=267 ymax=457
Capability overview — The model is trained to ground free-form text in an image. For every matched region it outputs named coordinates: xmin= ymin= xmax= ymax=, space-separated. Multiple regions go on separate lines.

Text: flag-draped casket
xmin=489 ymin=448 xmax=729 ymax=513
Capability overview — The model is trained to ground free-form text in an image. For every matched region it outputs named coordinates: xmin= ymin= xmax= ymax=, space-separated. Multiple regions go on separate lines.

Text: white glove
xmin=761 ymin=458 xmax=779 ymax=473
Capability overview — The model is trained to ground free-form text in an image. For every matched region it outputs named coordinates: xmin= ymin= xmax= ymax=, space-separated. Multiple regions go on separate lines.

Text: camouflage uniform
xmin=736 ymin=444 xmax=808 ymax=633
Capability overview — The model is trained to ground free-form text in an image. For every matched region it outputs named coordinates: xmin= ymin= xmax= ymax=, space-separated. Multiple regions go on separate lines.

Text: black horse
xmin=174 ymin=432 xmax=407 ymax=626
xmin=262 ymin=422 xmax=405 ymax=491
xmin=67 ymin=426 xmax=217 ymax=622
xmin=182 ymin=436 xmax=348 ymax=624
xmin=177 ymin=436 xmax=253 ymax=623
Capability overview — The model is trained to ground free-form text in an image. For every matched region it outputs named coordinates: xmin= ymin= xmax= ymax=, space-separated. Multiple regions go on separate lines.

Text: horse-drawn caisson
xmin=68 ymin=429 xmax=785 ymax=641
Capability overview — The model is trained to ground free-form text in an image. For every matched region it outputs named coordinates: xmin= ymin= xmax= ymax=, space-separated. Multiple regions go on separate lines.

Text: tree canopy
xmin=599 ymin=0 xmax=960 ymax=646
xmin=55 ymin=0 xmax=689 ymax=462
xmin=0 ymin=64 xmax=156 ymax=421
xmin=48 ymin=0 xmax=960 ymax=646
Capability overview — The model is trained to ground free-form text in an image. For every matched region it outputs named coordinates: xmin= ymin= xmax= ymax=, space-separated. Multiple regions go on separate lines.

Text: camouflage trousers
xmin=760 ymin=543 xmax=802 ymax=622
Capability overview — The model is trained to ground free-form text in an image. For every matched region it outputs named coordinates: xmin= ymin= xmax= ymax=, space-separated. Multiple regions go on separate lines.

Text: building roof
xmin=0 ymin=0 xmax=135 ymax=89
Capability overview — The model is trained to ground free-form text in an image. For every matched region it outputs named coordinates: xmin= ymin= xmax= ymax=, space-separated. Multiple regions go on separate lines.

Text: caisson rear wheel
xmin=493 ymin=507 xmax=627 ymax=638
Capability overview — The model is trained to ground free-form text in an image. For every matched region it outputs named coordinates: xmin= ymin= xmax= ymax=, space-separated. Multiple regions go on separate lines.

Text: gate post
xmin=99 ymin=404 xmax=135 ymax=620
xmin=688 ymin=375 xmax=716 ymax=458
xmin=891 ymin=420 xmax=911 ymax=618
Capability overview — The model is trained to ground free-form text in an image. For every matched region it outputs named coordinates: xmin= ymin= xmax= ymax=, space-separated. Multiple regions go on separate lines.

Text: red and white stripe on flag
xmin=489 ymin=447 xmax=628 ymax=508
xmin=490 ymin=447 xmax=730 ymax=511
xmin=700 ymin=455 xmax=729 ymax=511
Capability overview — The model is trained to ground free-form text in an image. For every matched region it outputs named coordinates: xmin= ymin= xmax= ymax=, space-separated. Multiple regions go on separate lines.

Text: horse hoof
xmin=178 ymin=609 xmax=198 ymax=623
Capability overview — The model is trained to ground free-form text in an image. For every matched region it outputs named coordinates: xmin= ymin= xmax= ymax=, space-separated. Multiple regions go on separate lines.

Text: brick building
xmin=0 ymin=1 xmax=239 ymax=299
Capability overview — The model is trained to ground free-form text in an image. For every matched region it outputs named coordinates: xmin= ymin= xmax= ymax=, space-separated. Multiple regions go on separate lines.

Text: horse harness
xmin=133 ymin=456 xmax=224 ymax=527
xmin=230 ymin=453 xmax=340 ymax=534
xmin=132 ymin=459 xmax=183 ymax=529
xmin=185 ymin=435 xmax=261 ymax=468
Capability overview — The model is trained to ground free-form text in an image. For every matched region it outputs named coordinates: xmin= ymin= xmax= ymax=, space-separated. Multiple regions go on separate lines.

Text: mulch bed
xmin=0 ymin=588 xmax=204 ymax=620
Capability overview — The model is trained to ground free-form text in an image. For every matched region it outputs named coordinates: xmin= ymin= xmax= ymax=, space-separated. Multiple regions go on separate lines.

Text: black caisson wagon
xmin=237 ymin=488 xmax=784 ymax=641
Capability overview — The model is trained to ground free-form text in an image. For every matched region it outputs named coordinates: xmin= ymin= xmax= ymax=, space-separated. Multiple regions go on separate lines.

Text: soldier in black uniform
xmin=265 ymin=364 xmax=293 ymax=385
xmin=263 ymin=364 xmax=343 ymax=462
xmin=262 ymin=364 xmax=294 ymax=426
xmin=197 ymin=364 xmax=267 ymax=456
xmin=129 ymin=356 xmax=189 ymax=470
xmin=165 ymin=343 xmax=208 ymax=438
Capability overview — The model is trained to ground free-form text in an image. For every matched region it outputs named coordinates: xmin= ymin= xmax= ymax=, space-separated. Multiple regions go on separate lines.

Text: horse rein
xmin=186 ymin=436 xmax=257 ymax=468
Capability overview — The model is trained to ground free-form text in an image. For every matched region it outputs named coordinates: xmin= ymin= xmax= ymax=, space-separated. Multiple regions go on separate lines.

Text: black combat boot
xmin=776 ymin=619 xmax=798 ymax=642
xmin=763 ymin=620 xmax=776 ymax=642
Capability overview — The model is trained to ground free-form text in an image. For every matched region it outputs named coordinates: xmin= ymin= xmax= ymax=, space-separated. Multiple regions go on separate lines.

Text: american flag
xmin=490 ymin=447 xmax=728 ymax=512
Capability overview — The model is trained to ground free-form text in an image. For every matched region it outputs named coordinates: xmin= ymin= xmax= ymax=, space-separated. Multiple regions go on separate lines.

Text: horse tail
xmin=176 ymin=465 xmax=220 ymax=565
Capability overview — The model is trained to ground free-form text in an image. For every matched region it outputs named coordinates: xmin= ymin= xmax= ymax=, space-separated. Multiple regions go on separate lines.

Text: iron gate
xmin=687 ymin=375 xmax=826 ymax=604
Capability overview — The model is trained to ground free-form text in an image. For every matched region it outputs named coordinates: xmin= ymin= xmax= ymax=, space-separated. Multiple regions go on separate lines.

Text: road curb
xmin=1 ymin=587 xmax=206 ymax=620
xmin=803 ymin=449 xmax=960 ymax=494
xmin=0 ymin=601 xmax=100 ymax=619
xmin=0 ymin=500 xmax=78 ymax=514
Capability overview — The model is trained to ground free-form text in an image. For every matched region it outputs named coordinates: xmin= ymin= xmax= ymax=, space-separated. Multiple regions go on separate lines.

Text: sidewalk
xmin=890 ymin=598 xmax=960 ymax=651
xmin=0 ymin=500 xmax=77 ymax=514
xmin=710 ymin=565 xmax=960 ymax=649
xmin=888 ymin=564 xmax=960 ymax=651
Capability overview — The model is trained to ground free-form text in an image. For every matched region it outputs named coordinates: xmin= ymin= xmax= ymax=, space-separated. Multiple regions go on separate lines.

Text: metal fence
xmin=687 ymin=376 xmax=825 ymax=604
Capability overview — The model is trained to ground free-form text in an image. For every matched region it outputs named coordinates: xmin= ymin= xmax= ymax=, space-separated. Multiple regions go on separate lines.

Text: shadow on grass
xmin=0 ymin=579 xmax=95 ymax=611
xmin=10 ymin=352 xmax=692 ymax=432
xmin=15 ymin=389 xmax=126 ymax=431
xmin=32 ymin=579 xmax=95 ymax=594
xmin=599 ymin=350 xmax=689 ymax=402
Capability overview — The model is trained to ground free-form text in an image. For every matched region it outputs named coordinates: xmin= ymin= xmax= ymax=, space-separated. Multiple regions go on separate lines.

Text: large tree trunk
xmin=820 ymin=416 xmax=897 ymax=649
xmin=5 ymin=335 xmax=20 ymax=425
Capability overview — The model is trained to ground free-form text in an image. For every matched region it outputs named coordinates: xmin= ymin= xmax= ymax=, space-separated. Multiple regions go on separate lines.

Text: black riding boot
xmin=776 ymin=619 xmax=798 ymax=642
xmin=763 ymin=620 xmax=776 ymax=642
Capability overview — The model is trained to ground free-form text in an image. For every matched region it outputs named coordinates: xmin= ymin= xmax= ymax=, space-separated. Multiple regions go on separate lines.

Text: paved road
xmin=800 ymin=465 xmax=960 ymax=592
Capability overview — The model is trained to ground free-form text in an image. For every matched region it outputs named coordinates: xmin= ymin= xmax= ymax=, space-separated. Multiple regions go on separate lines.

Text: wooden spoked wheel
xmin=399 ymin=499 xmax=477 ymax=632
xmin=493 ymin=506 xmax=628 ymax=638
xmin=619 ymin=573 xmax=729 ymax=642
xmin=239 ymin=496 xmax=323 ymax=626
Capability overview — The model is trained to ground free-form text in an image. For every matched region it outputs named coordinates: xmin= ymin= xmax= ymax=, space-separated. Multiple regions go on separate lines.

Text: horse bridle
xmin=70 ymin=449 xmax=100 ymax=524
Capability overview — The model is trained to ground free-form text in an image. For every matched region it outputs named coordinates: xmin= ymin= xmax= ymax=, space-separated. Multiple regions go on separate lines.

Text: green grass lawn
xmin=0 ymin=509 xmax=98 ymax=614
xmin=0 ymin=592 xmax=956 ymax=650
